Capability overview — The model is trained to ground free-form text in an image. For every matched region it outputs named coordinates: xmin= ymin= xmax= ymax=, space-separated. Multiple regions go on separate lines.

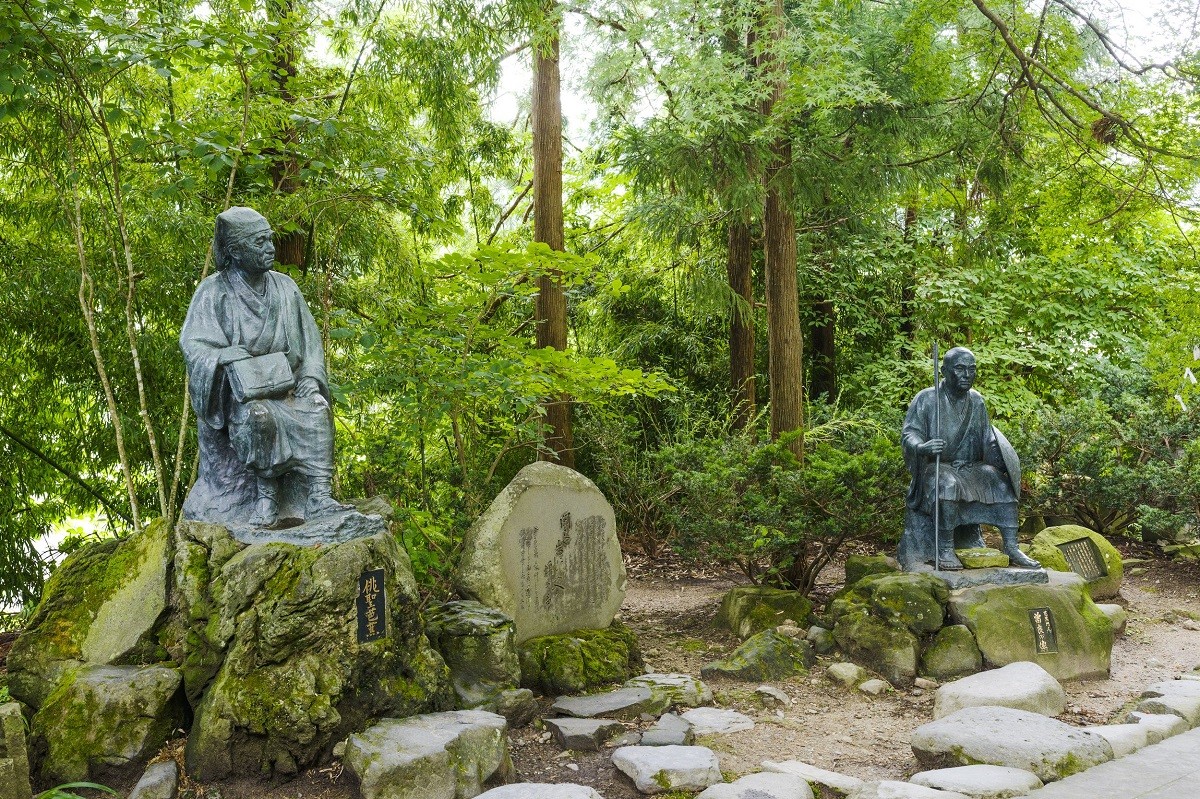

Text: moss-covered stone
xmin=920 ymin=624 xmax=983 ymax=681
xmin=869 ymin=574 xmax=949 ymax=635
xmin=518 ymin=622 xmax=642 ymax=696
xmin=699 ymin=630 xmax=815 ymax=682
xmin=426 ymin=601 xmax=520 ymax=709
xmin=31 ymin=664 xmax=185 ymax=784
xmin=714 ymin=586 xmax=814 ymax=641
xmin=955 ymin=548 xmax=1010 ymax=569
xmin=8 ymin=520 xmax=173 ymax=710
xmin=824 ymin=572 xmax=892 ymax=628
xmin=1029 ymin=525 xmax=1123 ymax=599
xmin=833 ymin=612 xmax=920 ymax=687
xmin=844 ymin=554 xmax=899 ymax=586
xmin=180 ymin=523 xmax=452 ymax=780
xmin=948 ymin=572 xmax=1114 ymax=681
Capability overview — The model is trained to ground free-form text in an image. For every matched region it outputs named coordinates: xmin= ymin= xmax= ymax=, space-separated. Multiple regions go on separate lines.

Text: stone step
xmin=611 ymin=745 xmax=722 ymax=794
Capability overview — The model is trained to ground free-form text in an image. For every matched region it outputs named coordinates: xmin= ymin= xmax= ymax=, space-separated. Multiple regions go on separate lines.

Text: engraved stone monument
xmin=456 ymin=462 xmax=626 ymax=642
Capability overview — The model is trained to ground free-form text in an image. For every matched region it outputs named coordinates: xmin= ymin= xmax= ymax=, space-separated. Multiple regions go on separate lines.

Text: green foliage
xmin=35 ymin=784 xmax=118 ymax=799
xmin=661 ymin=414 xmax=907 ymax=595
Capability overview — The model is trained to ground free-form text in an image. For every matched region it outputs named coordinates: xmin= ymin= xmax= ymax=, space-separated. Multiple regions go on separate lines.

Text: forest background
xmin=1 ymin=0 xmax=1199 ymax=611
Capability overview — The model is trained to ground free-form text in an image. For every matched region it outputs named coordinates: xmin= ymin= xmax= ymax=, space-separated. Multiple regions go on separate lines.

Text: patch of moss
xmin=518 ymin=622 xmax=643 ymax=696
xmin=844 ymin=554 xmax=898 ymax=586
xmin=715 ymin=586 xmax=814 ymax=640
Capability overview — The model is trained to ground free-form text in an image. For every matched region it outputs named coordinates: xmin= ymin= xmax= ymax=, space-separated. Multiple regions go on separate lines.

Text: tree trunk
xmin=899 ymin=204 xmax=917 ymax=342
xmin=268 ymin=0 xmax=306 ymax=270
xmin=727 ymin=221 xmax=756 ymax=429
xmin=532 ymin=5 xmax=574 ymax=467
xmin=809 ymin=298 xmax=836 ymax=401
xmin=759 ymin=0 xmax=804 ymax=460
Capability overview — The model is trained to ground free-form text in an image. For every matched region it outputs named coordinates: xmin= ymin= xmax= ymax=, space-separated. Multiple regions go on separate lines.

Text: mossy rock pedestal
xmin=1029 ymin=525 xmax=1123 ymax=599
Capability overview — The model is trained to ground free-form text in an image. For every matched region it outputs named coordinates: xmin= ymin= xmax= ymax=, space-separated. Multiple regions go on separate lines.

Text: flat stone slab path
xmin=1018 ymin=727 xmax=1200 ymax=798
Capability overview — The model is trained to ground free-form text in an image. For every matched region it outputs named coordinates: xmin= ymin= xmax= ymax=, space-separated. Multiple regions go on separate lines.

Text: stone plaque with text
xmin=1029 ymin=607 xmax=1058 ymax=654
xmin=357 ymin=568 xmax=387 ymax=643
xmin=1057 ymin=537 xmax=1108 ymax=580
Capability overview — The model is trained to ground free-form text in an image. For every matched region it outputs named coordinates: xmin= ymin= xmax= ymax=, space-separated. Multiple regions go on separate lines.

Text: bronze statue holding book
xmin=180 ymin=207 xmax=350 ymax=528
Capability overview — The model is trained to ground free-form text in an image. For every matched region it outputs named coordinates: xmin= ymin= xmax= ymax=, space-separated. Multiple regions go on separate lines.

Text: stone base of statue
xmin=6 ymin=516 xmax=452 ymax=785
xmin=898 ymin=508 xmax=988 ymax=571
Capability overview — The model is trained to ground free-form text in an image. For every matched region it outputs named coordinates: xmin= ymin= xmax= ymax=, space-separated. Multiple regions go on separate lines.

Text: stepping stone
xmin=847 ymin=781 xmax=971 ymax=798
xmin=909 ymin=765 xmax=1043 ymax=799
xmin=827 ymin=662 xmax=869 ymax=687
xmin=612 ymin=745 xmax=722 ymax=794
xmin=343 ymin=710 xmax=508 ymax=799
xmin=681 ymin=707 xmax=755 ymax=735
xmin=477 ymin=785 xmax=602 ymax=798
xmin=624 ymin=673 xmax=712 ymax=707
xmin=544 ymin=718 xmax=625 ymax=751
xmin=697 ymin=772 xmax=814 ymax=798
xmin=933 ymin=662 xmax=1066 ymax=719
xmin=756 ymin=685 xmax=792 ymax=706
xmin=1125 ymin=711 xmax=1189 ymax=742
xmin=551 ymin=687 xmax=669 ymax=720
xmin=859 ymin=679 xmax=890 ymax=695
xmin=1083 ymin=724 xmax=1153 ymax=757
xmin=1135 ymin=682 xmax=1200 ymax=726
xmin=763 ymin=760 xmax=865 ymax=796
xmin=641 ymin=713 xmax=694 ymax=746
xmin=128 ymin=761 xmax=180 ymax=799
xmin=910 ymin=706 xmax=1113 ymax=782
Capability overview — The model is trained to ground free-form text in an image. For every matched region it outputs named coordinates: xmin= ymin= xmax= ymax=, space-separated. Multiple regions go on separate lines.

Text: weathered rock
xmin=493 ymin=689 xmax=539 ymax=728
xmin=343 ymin=710 xmax=509 ymax=799
xmin=128 ymin=761 xmax=180 ymax=799
xmin=923 ymin=567 xmax=1048 ymax=591
xmin=920 ymin=625 xmax=982 ymax=682
xmin=806 ymin=626 xmax=835 ymax=655
xmin=641 ymin=713 xmax=694 ymax=746
xmin=519 ymin=623 xmax=642 ymax=696
xmin=31 ymin=664 xmax=185 ymax=783
xmin=1135 ymin=680 xmax=1200 ymax=726
xmin=859 ymin=679 xmax=890 ymax=695
xmin=954 ymin=548 xmax=1010 ymax=569
xmin=229 ymin=507 xmax=387 ymax=546
xmin=755 ymin=685 xmax=791 ymax=706
xmin=624 ymin=673 xmax=712 ymax=708
xmin=933 ymin=662 xmax=1066 ymax=719
xmin=611 ymin=745 xmax=722 ymax=794
xmin=179 ymin=523 xmax=452 ymax=780
xmin=844 ymin=554 xmax=899 ymax=586
xmin=847 ymin=781 xmax=971 ymax=799
xmin=1095 ymin=604 xmax=1127 ymax=636
xmin=947 ymin=571 xmax=1113 ymax=681
xmin=1083 ymin=724 xmax=1153 ymax=757
xmin=551 ymin=687 xmax=669 ymax=720
xmin=544 ymin=718 xmax=626 ymax=751
xmin=696 ymin=772 xmax=814 ymax=799
xmin=456 ymin=463 xmax=625 ymax=643
xmin=826 ymin=662 xmax=869 ymax=688
xmin=869 ymin=574 xmax=948 ymax=635
xmin=8 ymin=520 xmax=172 ymax=709
xmin=426 ymin=601 xmax=520 ymax=708
xmin=477 ymin=785 xmax=602 ymax=799
xmin=0 ymin=703 xmax=29 ymax=799
xmin=910 ymin=706 xmax=1113 ymax=782
xmin=1029 ymin=525 xmax=1123 ymax=599
xmin=762 ymin=760 xmax=865 ymax=796
xmin=1124 ymin=711 xmax=1188 ymax=742
xmin=680 ymin=707 xmax=755 ymax=735
xmin=701 ymin=630 xmax=814 ymax=682
xmin=349 ymin=495 xmax=395 ymax=519
xmin=833 ymin=612 xmax=920 ymax=687
xmin=909 ymin=765 xmax=1042 ymax=799
xmin=715 ymin=586 xmax=814 ymax=641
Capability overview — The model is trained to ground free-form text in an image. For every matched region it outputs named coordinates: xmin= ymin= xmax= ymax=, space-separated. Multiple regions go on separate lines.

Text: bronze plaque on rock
xmin=1029 ymin=607 xmax=1058 ymax=654
xmin=1057 ymin=537 xmax=1108 ymax=581
xmin=357 ymin=568 xmax=387 ymax=643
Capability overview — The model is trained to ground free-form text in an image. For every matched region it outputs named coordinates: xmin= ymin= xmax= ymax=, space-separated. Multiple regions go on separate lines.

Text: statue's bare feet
xmin=1005 ymin=546 xmax=1041 ymax=569
xmin=305 ymin=494 xmax=352 ymax=520
xmin=250 ymin=496 xmax=279 ymax=528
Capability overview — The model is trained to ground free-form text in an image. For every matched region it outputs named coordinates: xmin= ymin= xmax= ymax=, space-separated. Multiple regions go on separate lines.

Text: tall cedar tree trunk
xmin=759 ymin=0 xmax=804 ymax=459
xmin=268 ymin=0 xmax=307 ymax=270
xmin=899 ymin=205 xmax=917 ymax=342
xmin=727 ymin=221 xmax=755 ymax=429
xmin=532 ymin=9 xmax=575 ymax=467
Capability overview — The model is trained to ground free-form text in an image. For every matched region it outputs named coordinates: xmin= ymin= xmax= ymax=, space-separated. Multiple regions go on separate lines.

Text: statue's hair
xmin=212 ymin=206 xmax=271 ymax=271
xmin=942 ymin=346 xmax=975 ymax=370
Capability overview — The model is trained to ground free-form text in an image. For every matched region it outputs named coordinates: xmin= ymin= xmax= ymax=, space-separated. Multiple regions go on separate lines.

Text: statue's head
xmin=942 ymin=346 xmax=977 ymax=392
xmin=213 ymin=207 xmax=274 ymax=274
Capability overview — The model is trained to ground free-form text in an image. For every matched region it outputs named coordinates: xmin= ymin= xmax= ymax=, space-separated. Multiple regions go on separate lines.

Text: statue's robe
xmin=899 ymin=385 xmax=1018 ymax=566
xmin=180 ymin=268 xmax=334 ymax=524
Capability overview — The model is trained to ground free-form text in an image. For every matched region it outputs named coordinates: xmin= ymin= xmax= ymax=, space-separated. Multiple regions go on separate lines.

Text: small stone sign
xmin=1056 ymin=537 xmax=1108 ymax=580
xmin=357 ymin=568 xmax=386 ymax=643
xmin=456 ymin=462 xmax=626 ymax=642
xmin=1029 ymin=607 xmax=1058 ymax=654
